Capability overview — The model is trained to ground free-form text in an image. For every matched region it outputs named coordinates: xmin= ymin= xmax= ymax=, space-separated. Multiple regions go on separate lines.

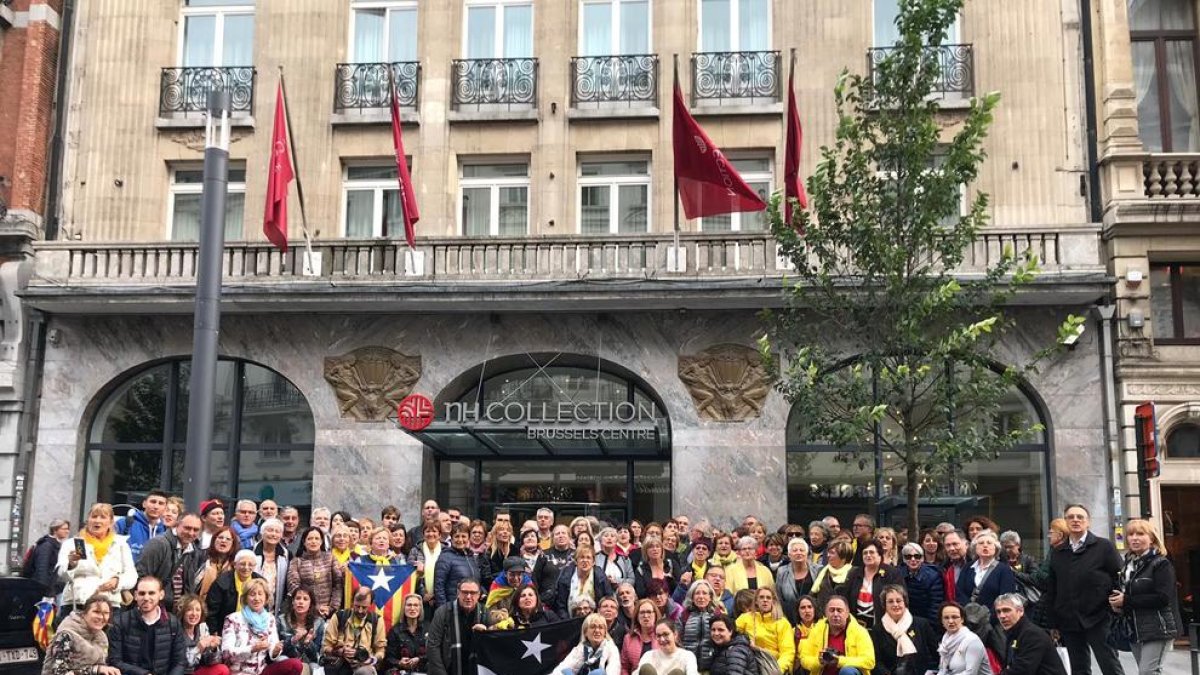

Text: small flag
xmin=672 ymin=78 xmax=767 ymax=219
xmin=486 ymin=570 xmax=533 ymax=609
xmin=343 ymin=560 xmax=417 ymax=634
xmin=784 ymin=59 xmax=809 ymax=225
xmin=32 ymin=600 xmax=55 ymax=650
xmin=389 ymin=77 xmax=420 ymax=249
xmin=476 ymin=618 xmax=583 ymax=675
xmin=263 ymin=82 xmax=294 ymax=252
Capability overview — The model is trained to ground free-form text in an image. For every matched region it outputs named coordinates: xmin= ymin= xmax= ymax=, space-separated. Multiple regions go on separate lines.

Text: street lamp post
xmin=182 ymin=89 xmax=231 ymax=512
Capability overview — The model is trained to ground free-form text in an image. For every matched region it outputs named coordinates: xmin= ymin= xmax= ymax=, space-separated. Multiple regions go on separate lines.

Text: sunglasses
xmin=903 ymin=554 xmax=923 ymax=560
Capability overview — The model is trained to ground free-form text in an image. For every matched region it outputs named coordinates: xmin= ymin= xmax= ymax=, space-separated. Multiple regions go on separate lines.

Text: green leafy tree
xmin=761 ymin=0 xmax=1084 ymax=534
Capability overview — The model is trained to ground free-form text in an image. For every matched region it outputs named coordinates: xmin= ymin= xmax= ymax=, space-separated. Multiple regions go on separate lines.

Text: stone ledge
xmin=447 ymin=109 xmax=539 ymax=123
xmin=155 ymin=115 xmax=256 ymax=130
xmin=690 ymin=103 xmax=784 ymax=117
xmin=331 ymin=110 xmax=420 ymax=126
xmin=567 ymin=107 xmax=660 ymax=121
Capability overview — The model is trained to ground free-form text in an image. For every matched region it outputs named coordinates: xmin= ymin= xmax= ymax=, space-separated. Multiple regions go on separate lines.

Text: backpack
xmin=18 ymin=543 xmax=36 ymax=578
xmin=748 ymin=643 xmax=783 ymax=675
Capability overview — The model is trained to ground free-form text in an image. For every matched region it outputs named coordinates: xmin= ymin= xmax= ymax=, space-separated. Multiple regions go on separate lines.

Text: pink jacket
xmin=619 ymin=629 xmax=654 ymax=675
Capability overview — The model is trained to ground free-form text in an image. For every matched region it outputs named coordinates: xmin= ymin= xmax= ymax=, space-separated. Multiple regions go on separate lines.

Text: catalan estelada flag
xmin=32 ymin=599 xmax=55 ymax=650
xmin=486 ymin=570 xmax=533 ymax=609
xmin=343 ymin=560 xmax=417 ymax=633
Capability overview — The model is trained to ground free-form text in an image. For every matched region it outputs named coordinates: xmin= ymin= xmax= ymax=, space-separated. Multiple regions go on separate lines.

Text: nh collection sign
xmin=397 ymin=394 xmax=658 ymax=441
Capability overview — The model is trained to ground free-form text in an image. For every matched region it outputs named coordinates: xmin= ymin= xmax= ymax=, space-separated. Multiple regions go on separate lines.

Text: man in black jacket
xmin=427 ymin=578 xmax=489 ymax=675
xmin=996 ymin=593 xmax=1067 ymax=675
xmin=533 ymin=524 xmax=574 ymax=608
xmin=29 ymin=519 xmax=69 ymax=596
xmin=107 ymin=575 xmax=188 ymax=675
xmin=136 ymin=513 xmax=203 ymax=608
xmin=1043 ymin=504 xmax=1125 ymax=675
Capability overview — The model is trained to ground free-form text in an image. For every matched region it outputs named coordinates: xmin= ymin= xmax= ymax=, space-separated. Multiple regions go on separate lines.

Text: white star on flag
xmin=521 ymin=633 xmax=550 ymax=663
xmin=367 ymin=566 xmax=394 ymax=591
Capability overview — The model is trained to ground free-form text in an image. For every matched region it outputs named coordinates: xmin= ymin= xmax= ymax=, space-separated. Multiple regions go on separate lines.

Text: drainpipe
xmin=1079 ymin=0 xmax=1103 ymax=224
xmin=1095 ymin=304 xmax=1124 ymax=537
xmin=8 ymin=311 xmax=46 ymax=569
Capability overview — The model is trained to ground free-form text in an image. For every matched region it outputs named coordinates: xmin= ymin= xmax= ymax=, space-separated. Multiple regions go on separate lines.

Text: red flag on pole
xmin=263 ymin=82 xmax=293 ymax=252
xmin=784 ymin=62 xmax=809 ymax=225
xmin=390 ymin=78 xmax=420 ymax=249
xmin=672 ymin=81 xmax=766 ymax=220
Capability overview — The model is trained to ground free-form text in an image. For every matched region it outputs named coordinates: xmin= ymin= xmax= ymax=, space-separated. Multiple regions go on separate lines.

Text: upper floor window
xmin=580 ymin=0 xmax=650 ymax=56
xmin=698 ymin=0 xmax=769 ymax=52
xmin=342 ymin=163 xmax=413 ymax=238
xmin=180 ymin=0 xmax=255 ymax=67
xmin=1151 ymin=262 xmax=1200 ymax=342
xmin=701 ymin=156 xmax=771 ymax=231
xmin=350 ymin=0 xmax=418 ymax=63
xmin=578 ymin=158 xmax=650 ymax=234
xmin=873 ymin=0 xmax=959 ymax=46
xmin=169 ymin=165 xmax=245 ymax=241
xmin=464 ymin=0 xmax=533 ymax=59
xmin=1130 ymin=0 xmax=1200 ymax=152
xmin=1167 ymin=421 xmax=1200 ymax=457
xmin=461 ymin=162 xmax=529 ymax=236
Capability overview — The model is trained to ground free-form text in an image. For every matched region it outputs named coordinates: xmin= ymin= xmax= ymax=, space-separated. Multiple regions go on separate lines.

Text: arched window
xmin=1166 ymin=421 xmax=1200 ymax=458
xmin=84 ymin=358 xmax=314 ymax=514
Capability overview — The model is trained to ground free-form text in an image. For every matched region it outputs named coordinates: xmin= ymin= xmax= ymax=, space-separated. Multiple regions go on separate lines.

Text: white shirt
xmin=1069 ymin=531 xmax=1088 ymax=553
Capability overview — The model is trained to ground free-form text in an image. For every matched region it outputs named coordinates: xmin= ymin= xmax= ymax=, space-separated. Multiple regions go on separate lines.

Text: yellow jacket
xmin=736 ymin=611 xmax=795 ymax=673
xmin=725 ymin=561 xmax=775 ymax=594
xmin=797 ymin=617 xmax=875 ymax=675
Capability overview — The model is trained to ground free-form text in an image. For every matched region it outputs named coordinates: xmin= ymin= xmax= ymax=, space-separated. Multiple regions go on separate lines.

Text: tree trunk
xmin=907 ymin=460 xmax=921 ymax=537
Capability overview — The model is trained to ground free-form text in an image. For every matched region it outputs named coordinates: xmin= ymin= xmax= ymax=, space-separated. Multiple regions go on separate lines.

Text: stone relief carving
xmin=324 ymin=346 xmax=421 ymax=422
xmin=165 ymin=128 xmax=250 ymax=152
xmin=678 ymin=343 xmax=771 ymax=422
xmin=1127 ymin=382 xmax=1200 ymax=397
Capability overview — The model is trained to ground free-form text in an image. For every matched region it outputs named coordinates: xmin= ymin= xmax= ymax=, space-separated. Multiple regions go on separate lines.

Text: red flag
xmin=784 ymin=65 xmax=809 ymax=225
xmin=390 ymin=78 xmax=420 ymax=249
xmin=672 ymin=82 xmax=767 ymax=220
xmin=263 ymin=82 xmax=293 ymax=252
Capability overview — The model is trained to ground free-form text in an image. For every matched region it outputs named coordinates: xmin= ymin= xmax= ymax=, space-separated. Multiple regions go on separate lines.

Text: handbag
xmin=1106 ymin=613 xmax=1133 ymax=652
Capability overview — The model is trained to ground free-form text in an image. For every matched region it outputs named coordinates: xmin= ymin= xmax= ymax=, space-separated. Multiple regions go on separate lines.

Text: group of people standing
xmin=26 ymin=494 xmax=1182 ymax=675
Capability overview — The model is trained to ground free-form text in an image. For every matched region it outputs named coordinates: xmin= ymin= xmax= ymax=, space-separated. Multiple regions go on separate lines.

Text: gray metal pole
xmin=182 ymin=89 xmax=231 ymax=513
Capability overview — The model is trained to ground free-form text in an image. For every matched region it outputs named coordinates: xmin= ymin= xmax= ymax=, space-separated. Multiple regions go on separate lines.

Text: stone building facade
xmin=2 ymin=0 xmax=1119 ymax=563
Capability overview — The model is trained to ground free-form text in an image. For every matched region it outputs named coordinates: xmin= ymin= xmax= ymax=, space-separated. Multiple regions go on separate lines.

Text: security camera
xmin=1062 ymin=323 xmax=1086 ymax=349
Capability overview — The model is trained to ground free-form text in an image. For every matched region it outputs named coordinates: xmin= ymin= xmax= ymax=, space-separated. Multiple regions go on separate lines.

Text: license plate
xmin=0 ymin=647 xmax=38 ymax=664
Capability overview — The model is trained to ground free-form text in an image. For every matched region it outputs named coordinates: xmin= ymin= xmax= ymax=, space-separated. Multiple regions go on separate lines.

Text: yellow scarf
xmin=333 ymin=548 xmax=352 ymax=565
xmin=234 ymin=573 xmax=249 ymax=611
xmin=692 ymin=560 xmax=709 ymax=581
xmin=82 ymin=530 xmax=114 ymax=565
xmin=714 ymin=552 xmax=738 ymax=567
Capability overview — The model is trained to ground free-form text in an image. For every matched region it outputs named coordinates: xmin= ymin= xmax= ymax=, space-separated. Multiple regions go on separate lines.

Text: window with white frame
xmin=700 ymin=156 xmax=771 ymax=232
xmin=460 ymin=162 xmax=529 ymax=236
xmin=169 ymin=165 xmax=245 ymax=241
xmin=876 ymin=150 xmax=964 ymax=228
xmin=464 ymin=0 xmax=534 ymax=59
xmin=578 ymin=158 xmax=650 ymax=234
xmin=698 ymin=0 xmax=769 ymax=52
xmin=180 ymin=0 xmax=255 ymax=67
xmin=873 ymin=0 xmax=959 ymax=46
xmin=580 ymin=0 xmax=650 ymax=56
xmin=342 ymin=162 xmax=414 ymax=238
xmin=350 ymin=0 xmax=418 ymax=63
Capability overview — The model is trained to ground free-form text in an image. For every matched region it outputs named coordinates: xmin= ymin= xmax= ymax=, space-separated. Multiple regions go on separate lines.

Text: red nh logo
xmin=398 ymin=394 xmax=434 ymax=431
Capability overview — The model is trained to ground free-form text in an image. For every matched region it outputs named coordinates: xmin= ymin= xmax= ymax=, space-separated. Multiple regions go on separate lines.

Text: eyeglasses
xmin=459 ymin=590 xmax=480 ymax=596
xmin=1064 ymin=514 xmax=1087 ymax=521
xmin=903 ymin=554 xmax=923 ymax=560
xmin=786 ymin=531 xmax=805 ymax=538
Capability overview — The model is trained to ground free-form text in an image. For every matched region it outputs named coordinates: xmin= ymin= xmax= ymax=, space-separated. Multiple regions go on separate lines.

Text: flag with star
xmin=342 ymin=559 xmax=417 ymax=633
xmin=475 ymin=617 xmax=582 ymax=675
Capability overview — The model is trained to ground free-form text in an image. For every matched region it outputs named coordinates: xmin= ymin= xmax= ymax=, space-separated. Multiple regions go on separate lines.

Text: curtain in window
xmin=1166 ymin=40 xmax=1200 ymax=151
xmin=739 ymin=0 xmax=769 ymax=51
xmin=1132 ymin=42 xmax=1162 ymax=151
xmin=700 ymin=0 xmax=731 ymax=51
xmin=183 ymin=15 xmax=216 ymax=67
xmin=389 ymin=8 xmax=419 ymax=62
xmin=382 ymin=189 xmax=402 ymax=238
xmin=222 ymin=14 xmax=255 ymax=66
xmin=224 ymin=193 xmax=245 ymax=240
xmin=466 ymin=6 xmax=496 ymax=59
xmin=463 ymin=186 xmax=492 ymax=235
xmin=873 ymin=0 xmax=901 ymax=47
xmin=582 ymin=2 xmax=613 ymax=56
xmin=498 ymin=187 xmax=528 ymax=235
xmin=1128 ymin=0 xmax=1196 ymax=30
xmin=345 ymin=191 xmax=375 ymax=238
xmin=504 ymin=5 xmax=534 ymax=58
xmin=620 ymin=0 xmax=650 ymax=54
xmin=172 ymin=194 xmax=202 ymax=241
xmin=617 ymin=185 xmax=648 ymax=233
xmin=353 ymin=8 xmax=386 ymax=62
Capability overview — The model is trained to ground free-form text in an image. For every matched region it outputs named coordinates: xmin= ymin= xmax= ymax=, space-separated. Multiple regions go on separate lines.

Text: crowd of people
xmin=26 ymin=492 xmax=1184 ymax=675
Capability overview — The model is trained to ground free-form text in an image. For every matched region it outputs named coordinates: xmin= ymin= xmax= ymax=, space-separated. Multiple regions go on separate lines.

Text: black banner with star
xmin=475 ymin=617 xmax=583 ymax=675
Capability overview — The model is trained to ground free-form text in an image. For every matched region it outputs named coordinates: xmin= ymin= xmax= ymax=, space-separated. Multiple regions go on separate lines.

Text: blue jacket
xmin=433 ymin=546 xmax=485 ymax=607
xmin=903 ymin=563 xmax=945 ymax=623
xmin=113 ymin=509 xmax=166 ymax=562
xmin=956 ymin=560 xmax=1017 ymax=613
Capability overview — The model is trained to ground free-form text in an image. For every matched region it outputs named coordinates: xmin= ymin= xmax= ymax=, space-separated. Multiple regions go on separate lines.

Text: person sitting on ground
xmin=994 ymin=593 xmax=1066 ymax=675
xmin=43 ymin=595 xmax=119 ymax=675
xmin=734 ymin=586 xmax=794 ymax=673
xmin=320 ymin=587 xmax=387 ymax=675
xmin=382 ymin=593 xmax=428 ymax=675
xmin=177 ymin=593 xmax=228 ymax=675
xmin=871 ymin=585 xmax=940 ymax=675
xmin=935 ymin=602 xmax=992 ymax=675
xmin=708 ymin=615 xmax=754 ymax=675
xmin=636 ymin=618 xmax=699 ymax=675
xmin=798 ymin=594 xmax=876 ymax=675
xmin=220 ymin=577 xmax=303 ymax=675
xmin=107 ymin=576 xmax=189 ymax=675
xmin=551 ymin=612 xmax=622 ymax=675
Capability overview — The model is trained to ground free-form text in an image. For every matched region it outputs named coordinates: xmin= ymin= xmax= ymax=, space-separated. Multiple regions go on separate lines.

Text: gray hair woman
xmin=776 ymin=536 xmax=815 ymax=625
xmin=998 ymin=530 xmax=1036 ymax=574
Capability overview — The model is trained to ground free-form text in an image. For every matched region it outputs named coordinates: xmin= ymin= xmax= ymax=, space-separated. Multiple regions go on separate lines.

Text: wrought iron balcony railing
xmin=866 ymin=44 xmax=975 ymax=98
xmin=333 ymin=62 xmax=421 ymax=113
xmin=570 ymin=54 xmax=658 ymax=107
xmin=690 ymin=50 xmax=781 ymax=105
xmin=451 ymin=57 xmax=538 ymax=110
xmin=159 ymin=66 xmax=256 ymax=116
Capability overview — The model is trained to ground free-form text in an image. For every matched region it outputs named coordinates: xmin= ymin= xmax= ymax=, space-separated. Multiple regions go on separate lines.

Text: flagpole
xmin=672 ymin=54 xmax=681 ymax=256
xmin=277 ymin=67 xmax=314 ymax=265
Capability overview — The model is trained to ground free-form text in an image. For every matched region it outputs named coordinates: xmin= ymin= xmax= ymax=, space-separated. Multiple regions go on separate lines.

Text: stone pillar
xmin=670 ymin=426 xmax=787 ymax=530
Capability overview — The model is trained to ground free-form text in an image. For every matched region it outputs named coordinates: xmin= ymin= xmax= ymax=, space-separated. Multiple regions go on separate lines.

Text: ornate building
xmin=0 ymin=0 xmax=1115 ymax=565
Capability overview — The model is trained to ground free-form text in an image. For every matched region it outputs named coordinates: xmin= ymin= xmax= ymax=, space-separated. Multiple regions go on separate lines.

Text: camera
xmin=822 ymin=648 xmax=839 ymax=662
xmin=354 ymin=647 xmax=371 ymax=663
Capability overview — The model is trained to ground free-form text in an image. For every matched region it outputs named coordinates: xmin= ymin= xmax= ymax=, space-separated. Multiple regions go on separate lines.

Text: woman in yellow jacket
xmin=798 ymin=596 xmax=876 ymax=675
xmin=726 ymin=536 xmax=775 ymax=594
xmin=735 ymin=587 xmax=794 ymax=673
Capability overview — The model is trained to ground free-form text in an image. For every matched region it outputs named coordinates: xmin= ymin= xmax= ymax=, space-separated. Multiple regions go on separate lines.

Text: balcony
xmin=25 ymin=228 xmax=1107 ymax=314
xmin=570 ymin=55 xmax=659 ymax=118
xmin=450 ymin=58 xmax=538 ymax=121
xmin=332 ymin=61 xmax=420 ymax=123
xmin=158 ymin=66 xmax=256 ymax=124
xmin=690 ymin=51 xmax=781 ymax=112
xmin=866 ymin=44 xmax=975 ymax=100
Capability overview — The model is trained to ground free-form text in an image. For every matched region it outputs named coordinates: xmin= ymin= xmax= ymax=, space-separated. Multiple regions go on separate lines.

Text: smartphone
xmin=73 ymin=537 xmax=87 ymax=559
